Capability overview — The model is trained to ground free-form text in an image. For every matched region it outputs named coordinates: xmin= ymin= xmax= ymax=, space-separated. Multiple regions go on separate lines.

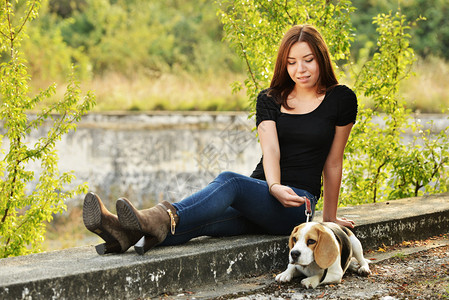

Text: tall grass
xmin=400 ymin=56 xmax=449 ymax=113
xmin=89 ymin=72 xmax=249 ymax=112
xmin=30 ymin=71 xmax=249 ymax=112
xmin=29 ymin=56 xmax=449 ymax=114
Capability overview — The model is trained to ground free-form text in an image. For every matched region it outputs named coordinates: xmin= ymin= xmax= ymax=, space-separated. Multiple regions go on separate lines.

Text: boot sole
xmin=116 ymin=198 xmax=144 ymax=233
xmin=83 ymin=193 xmax=122 ymax=254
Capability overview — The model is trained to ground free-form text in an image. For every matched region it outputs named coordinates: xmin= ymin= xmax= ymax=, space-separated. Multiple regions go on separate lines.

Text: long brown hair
xmin=269 ymin=25 xmax=338 ymax=108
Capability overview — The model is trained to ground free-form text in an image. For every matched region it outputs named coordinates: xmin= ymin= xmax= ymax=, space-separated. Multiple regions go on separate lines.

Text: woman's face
xmin=286 ymin=41 xmax=320 ymax=90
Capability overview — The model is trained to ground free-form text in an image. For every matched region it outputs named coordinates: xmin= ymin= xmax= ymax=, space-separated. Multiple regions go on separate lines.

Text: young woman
xmin=82 ymin=24 xmax=358 ymax=255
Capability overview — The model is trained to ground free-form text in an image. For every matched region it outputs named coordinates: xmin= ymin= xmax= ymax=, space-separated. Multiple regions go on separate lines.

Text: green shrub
xmin=0 ymin=0 xmax=95 ymax=257
xmin=218 ymin=0 xmax=449 ymax=207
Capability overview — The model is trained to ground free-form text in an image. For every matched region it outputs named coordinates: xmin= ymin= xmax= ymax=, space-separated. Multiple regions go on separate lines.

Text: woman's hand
xmin=270 ymin=184 xmax=308 ymax=208
xmin=334 ymin=216 xmax=355 ymax=229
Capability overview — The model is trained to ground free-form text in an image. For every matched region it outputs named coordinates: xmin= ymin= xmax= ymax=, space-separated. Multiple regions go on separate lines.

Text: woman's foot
xmin=82 ymin=192 xmax=143 ymax=254
xmin=116 ymin=198 xmax=178 ymax=254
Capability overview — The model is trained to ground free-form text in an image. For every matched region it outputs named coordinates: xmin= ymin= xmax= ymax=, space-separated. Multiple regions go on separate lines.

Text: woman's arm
xmin=257 ymin=120 xmax=280 ymax=187
xmin=322 ymin=123 xmax=354 ymax=227
xmin=258 ymin=120 xmax=306 ymax=207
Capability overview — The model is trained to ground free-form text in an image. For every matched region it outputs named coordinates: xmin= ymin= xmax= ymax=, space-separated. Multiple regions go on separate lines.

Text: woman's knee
xmin=214 ymin=171 xmax=242 ymax=183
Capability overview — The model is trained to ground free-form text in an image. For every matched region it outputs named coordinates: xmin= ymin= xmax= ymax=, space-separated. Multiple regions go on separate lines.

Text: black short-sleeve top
xmin=250 ymin=85 xmax=358 ymax=198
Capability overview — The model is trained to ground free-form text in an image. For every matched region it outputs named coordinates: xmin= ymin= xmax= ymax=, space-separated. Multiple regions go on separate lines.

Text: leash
xmin=305 ymin=197 xmax=312 ymax=223
xmin=304 ymin=196 xmax=327 ymax=282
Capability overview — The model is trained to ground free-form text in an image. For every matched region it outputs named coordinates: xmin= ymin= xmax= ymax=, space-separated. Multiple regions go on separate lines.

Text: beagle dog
xmin=275 ymin=222 xmax=371 ymax=289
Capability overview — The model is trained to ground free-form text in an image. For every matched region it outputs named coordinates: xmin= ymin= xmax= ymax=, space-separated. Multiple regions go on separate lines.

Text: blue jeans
xmin=161 ymin=171 xmax=317 ymax=246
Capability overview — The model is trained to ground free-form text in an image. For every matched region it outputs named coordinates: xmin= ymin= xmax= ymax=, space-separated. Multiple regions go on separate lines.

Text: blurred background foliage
xmin=351 ymin=0 xmax=449 ymax=61
xmin=2 ymin=0 xmax=449 ymax=112
xmin=21 ymin=0 xmax=244 ymax=79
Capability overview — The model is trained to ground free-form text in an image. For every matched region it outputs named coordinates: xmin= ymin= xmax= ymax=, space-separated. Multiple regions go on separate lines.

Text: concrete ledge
xmin=333 ymin=193 xmax=449 ymax=249
xmin=1 ymin=193 xmax=448 ymax=299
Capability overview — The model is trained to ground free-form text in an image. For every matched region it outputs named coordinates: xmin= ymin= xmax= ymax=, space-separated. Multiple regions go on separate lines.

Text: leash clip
xmin=305 ymin=197 xmax=312 ymax=223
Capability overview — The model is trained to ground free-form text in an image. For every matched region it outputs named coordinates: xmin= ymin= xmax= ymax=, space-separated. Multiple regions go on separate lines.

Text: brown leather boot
xmin=116 ymin=198 xmax=179 ymax=254
xmin=82 ymin=192 xmax=143 ymax=255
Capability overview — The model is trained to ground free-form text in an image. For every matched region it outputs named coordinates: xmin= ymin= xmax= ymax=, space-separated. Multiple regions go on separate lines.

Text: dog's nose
xmin=290 ymin=250 xmax=300 ymax=261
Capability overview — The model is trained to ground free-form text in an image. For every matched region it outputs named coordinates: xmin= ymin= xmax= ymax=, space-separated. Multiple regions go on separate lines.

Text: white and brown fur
xmin=275 ymin=222 xmax=371 ymax=289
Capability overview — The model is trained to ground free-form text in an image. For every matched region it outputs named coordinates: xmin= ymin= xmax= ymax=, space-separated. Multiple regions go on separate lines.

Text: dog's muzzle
xmin=290 ymin=250 xmax=300 ymax=262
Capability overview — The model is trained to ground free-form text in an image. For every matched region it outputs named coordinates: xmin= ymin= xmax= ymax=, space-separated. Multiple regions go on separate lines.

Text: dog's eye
xmin=307 ymin=239 xmax=316 ymax=246
xmin=292 ymin=237 xmax=297 ymax=244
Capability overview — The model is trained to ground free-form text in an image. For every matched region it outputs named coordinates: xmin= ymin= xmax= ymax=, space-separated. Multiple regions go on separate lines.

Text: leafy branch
xmin=218 ymin=0 xmax=449 ymax=207
xmin=0 ymin=0 xmax=95 ymax=257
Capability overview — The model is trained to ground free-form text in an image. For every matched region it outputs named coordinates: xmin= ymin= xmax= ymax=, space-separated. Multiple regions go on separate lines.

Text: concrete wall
xmin=0 ymin=112 xmax=262 ymax=207
xmin=0 ymin=112 xmax=447 ymax=208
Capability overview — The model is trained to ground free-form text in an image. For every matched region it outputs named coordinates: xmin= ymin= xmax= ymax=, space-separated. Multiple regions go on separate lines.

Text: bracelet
xmin=269 ymin=182 xmax=280 ymax=194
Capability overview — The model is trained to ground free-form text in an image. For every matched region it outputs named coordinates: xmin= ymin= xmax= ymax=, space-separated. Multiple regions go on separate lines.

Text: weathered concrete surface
xmin=325 ymin=192 xmax=449 ymax=250
xmin=0 ymin=193 xmax=448 ymax=300
xmin=0 ymin=112 xmax=261 ymax=207
xmin=1 ymin=112 xmax=446 ymax=207
xmin=0 ymin=236 xmax=288 ymax=300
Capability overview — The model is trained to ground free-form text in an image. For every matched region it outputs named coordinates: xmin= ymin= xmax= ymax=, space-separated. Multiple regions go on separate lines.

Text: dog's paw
xmin=358 ymin=264 xmax=371 ymax=276
xmin=301 ymin=276 xmax=320 ymax=289
xmin=275 ymin=270 xmax=293 ymax=283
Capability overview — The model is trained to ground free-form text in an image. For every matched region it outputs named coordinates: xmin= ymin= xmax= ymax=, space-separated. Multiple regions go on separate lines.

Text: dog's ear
xmin=314 ymin=224 xmax=339 ymax=269
xmin=288 ymin=225 xmax=301 ymax=249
